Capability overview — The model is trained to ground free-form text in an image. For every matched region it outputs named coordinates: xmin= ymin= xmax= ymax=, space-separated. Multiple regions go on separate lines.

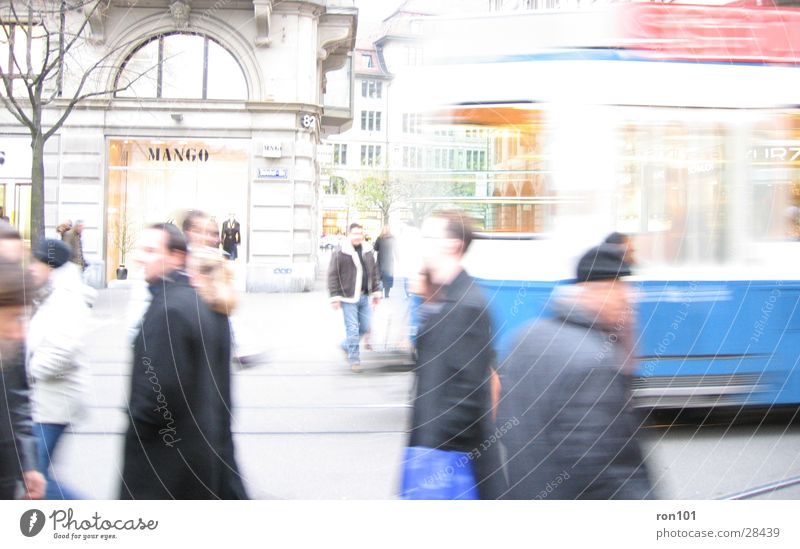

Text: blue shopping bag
xmin=399 ymin=446 xmax=479 ymax=500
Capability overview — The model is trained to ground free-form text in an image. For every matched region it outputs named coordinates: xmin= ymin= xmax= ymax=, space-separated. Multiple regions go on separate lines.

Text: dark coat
xmin=408 ymin=269 xmax=503 ymax=499
xmin=120 ymin=272 xmax=246 ymax=500
xmin=327 ymin=240 xmax=380 ymax=303
xmin=497 ymin=295 xmax=653 ymax=500
xmin=373 ymin=235 xmax=396 ymax=275
xmin=0 ymin=347 xmax=37 ymax=499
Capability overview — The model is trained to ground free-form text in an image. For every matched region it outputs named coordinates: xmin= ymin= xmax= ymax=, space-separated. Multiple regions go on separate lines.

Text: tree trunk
xmin=30 ymin=132 xmax=46 ymax=247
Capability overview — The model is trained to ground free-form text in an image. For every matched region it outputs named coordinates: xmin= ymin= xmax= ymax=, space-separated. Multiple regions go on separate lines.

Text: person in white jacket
xmin=27 ymin=239 xmax=95 ymax=500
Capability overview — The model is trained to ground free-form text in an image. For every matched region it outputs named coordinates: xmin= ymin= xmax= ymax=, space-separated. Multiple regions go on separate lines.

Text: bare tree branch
xmin=6 ymin=2 xmax=29 ymax=86
xmin=0 ymin=0 xmax=161 ymax=245
xmin=0 ymin=91 xmax=35 ymax=131
xmin=43 ymin=60 xmax=157 ymax=141
xmin=41 ymin=0 xmax=101 ymax=78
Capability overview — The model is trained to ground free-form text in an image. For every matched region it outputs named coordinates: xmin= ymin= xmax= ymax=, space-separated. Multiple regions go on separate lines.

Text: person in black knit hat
xmin=495 ymin=243 xmax=653 ymax=500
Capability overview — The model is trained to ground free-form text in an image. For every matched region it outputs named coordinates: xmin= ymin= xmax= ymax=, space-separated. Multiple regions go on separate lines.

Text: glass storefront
xmin=0 ymin=137 xmax=32 ymax=242
xmin=322 ymin=208 xmax=348 ymax=236
xmin=106 ymin=138 xmax=249 ymax=281
xmin=13 ymin=183 xmax=31 ymax=241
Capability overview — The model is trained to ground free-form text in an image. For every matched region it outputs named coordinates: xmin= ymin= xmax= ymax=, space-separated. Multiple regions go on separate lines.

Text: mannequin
xmin=221 ymin=213 xmax=241 ymax=260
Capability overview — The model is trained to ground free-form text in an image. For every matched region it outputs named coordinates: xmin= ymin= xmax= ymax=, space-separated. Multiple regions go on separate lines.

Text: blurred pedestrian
xmin=605 ymin=231 xmax=636 ymax=266
xmin=603 ymin=232 xmax=638 ymax=372
xmin=401 ymin=211 xmax=502 ymax=500
xmin=497 ymin=243 xmax=653 ymax=499
xmin=181 ymin=210 xmax=264 ymax=365
xmin=182 ymin=210 xmax=220 ymax=249
xmin=62 ymin=220 xmax=87 ymax=271
xmin=120 ymin=223 xmax=246 ymax=499
xmin=0 ymin=254 xmax=46 ymax=500
xmin=124 ymin=210 xmax=219 ymax=342
xmin=186 ymin=246 xmax=247 ymax=498
xmin=0 ymin=220 xmax=25 ymax=262
xmin=327 ymin=222 xmax=381 ymax=373
xmin=373 ymin=225 xmax=397 ymax=298
xmin=27 ymin=239 xmax=95 ymax=500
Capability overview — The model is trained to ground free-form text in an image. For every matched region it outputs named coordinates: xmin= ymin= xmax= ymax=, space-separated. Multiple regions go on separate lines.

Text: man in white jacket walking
xmin=27 ymin=239 xmax=95 ymax=500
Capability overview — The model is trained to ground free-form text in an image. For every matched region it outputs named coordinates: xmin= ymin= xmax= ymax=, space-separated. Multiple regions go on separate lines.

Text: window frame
xmin=0 ymin=22 xmax=51 ymax=97
xmin=115 ymin=32 xmax=247 ymax=101
xmin=333 ymin=143 xmax=348 ymax=165
xmin=360 ymin=110 xmax=382 ymax=132
xmin=360 ymin=144 xmax=382 ymax=167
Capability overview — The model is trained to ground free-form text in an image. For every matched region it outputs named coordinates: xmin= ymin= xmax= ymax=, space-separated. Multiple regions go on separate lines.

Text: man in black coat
xmin=120 ymin=223 xmax=246 ymax=499
xmin=497 ymin=244 xmax=653 ymax=499
xmin=405 ymin=211 xmax=503 ymax=499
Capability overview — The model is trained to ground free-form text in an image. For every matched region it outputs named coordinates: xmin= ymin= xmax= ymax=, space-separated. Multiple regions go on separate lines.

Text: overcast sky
xmin=354 ymin=0 xmax=404 ymax=24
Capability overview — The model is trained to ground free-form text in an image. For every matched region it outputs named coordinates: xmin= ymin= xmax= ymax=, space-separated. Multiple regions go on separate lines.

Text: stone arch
xmin=102 ymin=13 xmax=264 ymax=101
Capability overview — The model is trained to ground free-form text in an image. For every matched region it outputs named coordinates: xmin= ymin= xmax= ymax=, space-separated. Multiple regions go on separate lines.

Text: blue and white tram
xmin=398 ymin=4 xmax=800 ymax=408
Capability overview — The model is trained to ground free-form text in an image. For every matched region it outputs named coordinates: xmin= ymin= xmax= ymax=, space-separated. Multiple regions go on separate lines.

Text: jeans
xmin=34 ymin=423 xmax=80 ymax=500
xmin=341 ymin=295 xmax=371 ymax=365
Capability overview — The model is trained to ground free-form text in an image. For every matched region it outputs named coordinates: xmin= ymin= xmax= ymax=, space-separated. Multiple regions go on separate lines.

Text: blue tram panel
xmin=479 ymin=279 xmax=800 ymax=408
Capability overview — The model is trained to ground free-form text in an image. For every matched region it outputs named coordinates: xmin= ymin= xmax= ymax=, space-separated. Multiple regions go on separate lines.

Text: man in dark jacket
xmin=120 ymin=223 xmax=246 ymax=499
xmin=328 ymin=222 xmax=381 ymax=372
xmin=404 ymin=211 xmax=502 ymax=499
xmin=497 ymin=244 xmax=653 ymax=499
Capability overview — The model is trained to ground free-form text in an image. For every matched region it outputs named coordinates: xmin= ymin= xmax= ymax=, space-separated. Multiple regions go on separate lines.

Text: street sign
xmin=257 ymin=167 xmax=288 ymax=179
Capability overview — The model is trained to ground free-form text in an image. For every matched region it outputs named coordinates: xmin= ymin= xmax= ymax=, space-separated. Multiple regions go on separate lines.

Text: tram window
xmin=750 ymin=118 xmax=800 ymax=240
xmin=752 ymin=179 xmax=800 ymax=240
xmin=617 ymin=122 xmax=728 ymax=265
xmin=412 ymin=111 xmax=551 ymax=233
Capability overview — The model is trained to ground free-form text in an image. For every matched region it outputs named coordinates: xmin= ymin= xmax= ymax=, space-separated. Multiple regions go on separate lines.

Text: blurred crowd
xmin=1 ymin=209 xmax=653 ymax=500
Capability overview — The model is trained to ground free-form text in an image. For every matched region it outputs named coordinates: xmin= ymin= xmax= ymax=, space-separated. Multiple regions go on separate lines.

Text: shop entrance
xmin=14 ymin=183 xmax=31 ymax=241
xmin=106 ymin=138 xmax=249 ymax=282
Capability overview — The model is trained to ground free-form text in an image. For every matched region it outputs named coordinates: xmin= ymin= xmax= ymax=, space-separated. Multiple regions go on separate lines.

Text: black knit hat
xmin=576 ymin=243 xmax=632 ymax=283
xmin=33 ymin=238 xmax=71 ymax=269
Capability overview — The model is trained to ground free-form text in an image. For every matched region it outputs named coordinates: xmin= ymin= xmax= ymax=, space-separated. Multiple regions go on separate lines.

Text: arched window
xmin=116 ymin=33 xmax=247 ymax=100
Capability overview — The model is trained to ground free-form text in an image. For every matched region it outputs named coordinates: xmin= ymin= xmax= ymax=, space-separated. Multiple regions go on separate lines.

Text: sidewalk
xmin=53 ymin=283 xmax=416 ymax=499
